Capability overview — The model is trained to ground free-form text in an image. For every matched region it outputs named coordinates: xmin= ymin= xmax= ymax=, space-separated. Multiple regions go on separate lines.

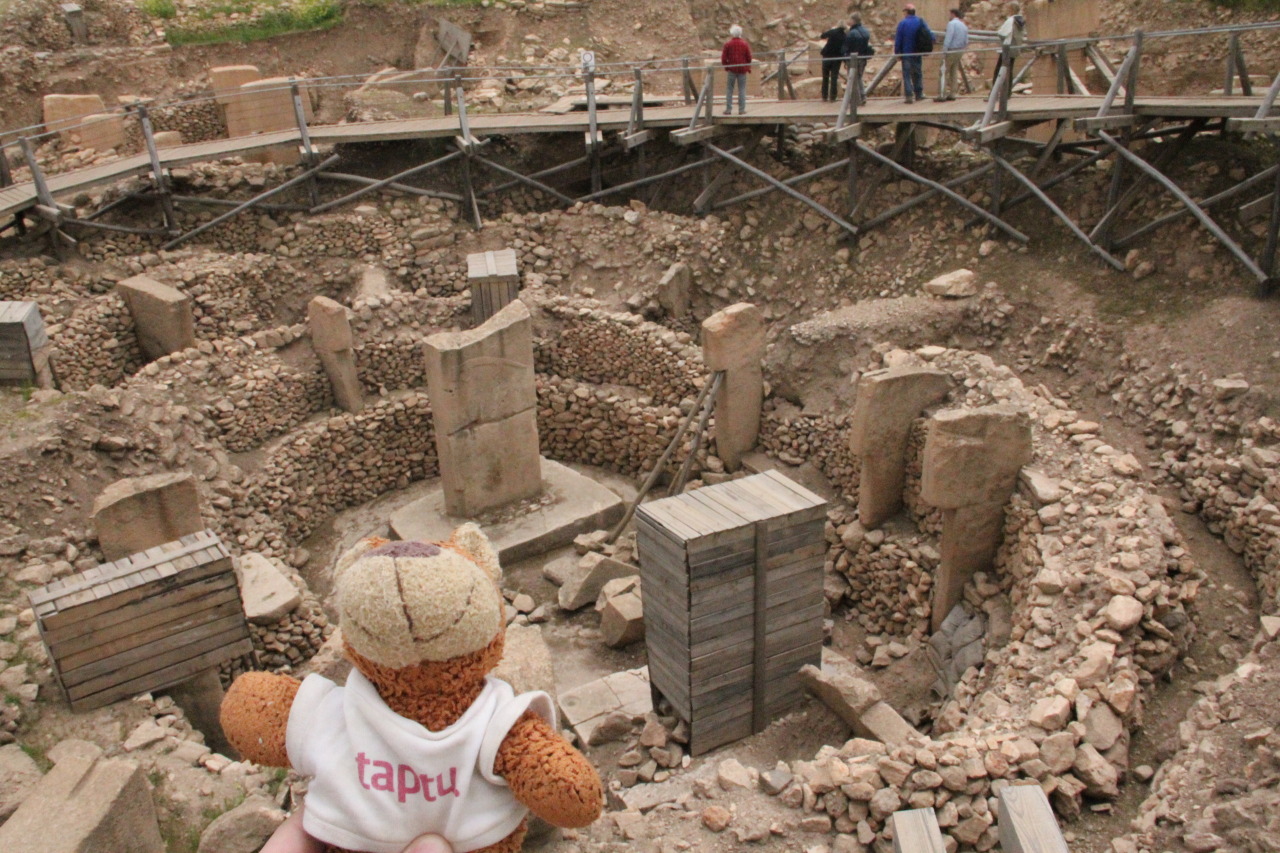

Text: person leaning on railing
xmin=721 ymin=25 xmax=753 ymax=115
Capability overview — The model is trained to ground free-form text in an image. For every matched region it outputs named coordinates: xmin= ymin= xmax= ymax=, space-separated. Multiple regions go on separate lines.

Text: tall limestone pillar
xmin=702 ymin=303 xmax=765 ymax=472
xmin=308 ymin=296 xmax=363 ymax=414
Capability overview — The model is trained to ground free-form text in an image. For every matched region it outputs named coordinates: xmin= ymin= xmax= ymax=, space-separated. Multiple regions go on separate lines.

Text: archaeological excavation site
xmin=0 ymin=0 xmax=1279 ymax=851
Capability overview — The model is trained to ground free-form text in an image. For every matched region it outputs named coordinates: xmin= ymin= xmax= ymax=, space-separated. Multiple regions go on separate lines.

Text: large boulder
xmin=197 ymin=796 xmax=285 ymax=853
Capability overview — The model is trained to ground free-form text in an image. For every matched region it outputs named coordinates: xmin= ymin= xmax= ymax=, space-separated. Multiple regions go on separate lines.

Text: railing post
xmin=444 ymin=69 xmax=454 ymax=117
xmin=705 ymin=64 xmax=715 ymax=123
xmin=682 ymin=58 xmax=695 ymax=105
xmin=1124 ymin=30 xmax=1143 ymax=115
xmin=999 ymin=46 xmax=1012 ymax=121
xmin=1224 ymin=33 xmax=1238 ymax=96
xmin=0 ymin=144 xmax=11 ymax=188
xmin=583 ymin=53 xmax=601 ymax=195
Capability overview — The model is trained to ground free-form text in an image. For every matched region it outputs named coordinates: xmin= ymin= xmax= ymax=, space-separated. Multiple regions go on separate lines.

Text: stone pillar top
xmin=307 ymin=295 xmax=353 ymax=353
xmin=921 ymin=404 xmax=1034 ymax=511
xmin=701 ymin=302 xmax=764 ymax=371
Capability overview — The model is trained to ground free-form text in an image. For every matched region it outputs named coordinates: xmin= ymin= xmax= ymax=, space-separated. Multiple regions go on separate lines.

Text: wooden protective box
xmin=29 ymin=530 xmax=253 ymax=711
xmin=636 ymin=470 xmax=827 ymax=754
xmin=466 ymin=249 xmax=520 ymax=326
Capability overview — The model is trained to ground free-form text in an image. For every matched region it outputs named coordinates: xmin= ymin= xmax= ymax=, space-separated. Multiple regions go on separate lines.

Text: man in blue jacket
xmin=893 ymin=4 xmax=930 ymax=104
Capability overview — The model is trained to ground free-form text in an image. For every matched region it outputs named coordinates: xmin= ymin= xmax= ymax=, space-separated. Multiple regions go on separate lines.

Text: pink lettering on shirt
xmin=353 ymin=753 xmax=463 ymax=804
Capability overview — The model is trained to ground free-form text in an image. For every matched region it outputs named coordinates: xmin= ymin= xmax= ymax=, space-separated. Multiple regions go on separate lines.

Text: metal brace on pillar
xmin=135 ymin=104 xmax=179 ymax=235
xmin=289 ymin=78 xmax=321 ymax=208
xmin=582 ymin=52 xmax=602 ymax=196
xmin=454 ymin=84 xmax=483 ymax=229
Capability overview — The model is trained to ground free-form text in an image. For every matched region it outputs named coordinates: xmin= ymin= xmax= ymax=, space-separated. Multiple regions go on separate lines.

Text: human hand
xmin=261 ymin=807 xmax=455 ymax=853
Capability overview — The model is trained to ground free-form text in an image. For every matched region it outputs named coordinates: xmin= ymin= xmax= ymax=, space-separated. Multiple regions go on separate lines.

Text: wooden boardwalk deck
xmin=0 ymin=94 xmax=1267 ymax=221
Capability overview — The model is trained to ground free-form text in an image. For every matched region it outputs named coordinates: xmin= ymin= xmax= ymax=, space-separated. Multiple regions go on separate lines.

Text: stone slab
xmin=388 ymin=457 xmax=624 ymax=565
xmin=235 ymin=553 xmax=302 ymax=625
xmin=493 ymin=623 xmax=556 ymax=697
xmin=116 ymin=275 xmax=195 ymax=361
xmin=0 ymin=739 xmax=164 ymax=853
xmin=91 ymin=471 xmax=204 ymax=562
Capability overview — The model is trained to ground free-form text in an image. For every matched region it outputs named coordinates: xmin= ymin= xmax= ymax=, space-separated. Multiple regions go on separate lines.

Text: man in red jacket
xmin=720 ymin=25 xmax=752 ymax=115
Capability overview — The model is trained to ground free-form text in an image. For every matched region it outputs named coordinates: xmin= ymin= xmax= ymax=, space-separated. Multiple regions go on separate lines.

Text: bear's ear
xmin=334 ymin=537 xmax=389 ymax=580
xmin=449 ymin=523 xmax=501 ymax=584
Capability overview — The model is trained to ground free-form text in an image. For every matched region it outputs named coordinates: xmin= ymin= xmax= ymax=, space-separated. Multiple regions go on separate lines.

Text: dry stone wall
xmin=536 ymin=303 xmax=702 ymax=404
xmin=48 ymin=292 xmax=143 ymax=389
xmin=758 ymin=403 xmax=860 ymax=501
xmin=244 ymin=393 xmax=438 ymax=542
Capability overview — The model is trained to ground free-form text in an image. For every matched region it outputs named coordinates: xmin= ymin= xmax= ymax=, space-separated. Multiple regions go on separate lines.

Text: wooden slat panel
xmin=891 ymin=809 xmax=946 ymax=853
xmin=70 ymin=637 xmax=253 ymax=712
xmin=65 ymin=619 xmax=251 ymax=699
xmin=999 ymin=784 xmax=1071 ymax=853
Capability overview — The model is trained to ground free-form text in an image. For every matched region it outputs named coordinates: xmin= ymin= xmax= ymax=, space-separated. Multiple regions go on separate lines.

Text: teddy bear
xmin=219 ymin=524 xmax=603 ymax=853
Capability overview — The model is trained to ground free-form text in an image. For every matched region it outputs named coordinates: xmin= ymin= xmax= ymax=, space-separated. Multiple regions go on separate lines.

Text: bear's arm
xmin=493 ymin=710 xmax=603 ymax=828
xmin=220 ymin=671 xmax=301 ymax=767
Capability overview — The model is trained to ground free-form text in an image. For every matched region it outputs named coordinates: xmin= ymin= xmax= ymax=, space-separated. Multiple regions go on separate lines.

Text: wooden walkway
xmin=0 ymin=94 xmax=1266 ymax=220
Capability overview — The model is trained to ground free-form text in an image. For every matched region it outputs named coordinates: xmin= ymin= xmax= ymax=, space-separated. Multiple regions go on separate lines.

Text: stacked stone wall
xmin=758 ymin=405 xmax=860 ymax=501
xmin=48 ymin=293 xmax=144 ymax=389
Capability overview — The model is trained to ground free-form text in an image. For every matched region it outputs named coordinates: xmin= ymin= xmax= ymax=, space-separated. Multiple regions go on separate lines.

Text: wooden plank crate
xmin=466 ymin=249 xmax=520 ymax=326
xmin=28 ymin=529 xmax=253 ymax=711
xmin=636 ymin=469 xmax=828 ymax=755
xmin=0 ymin=301 xmax=46 ymax=385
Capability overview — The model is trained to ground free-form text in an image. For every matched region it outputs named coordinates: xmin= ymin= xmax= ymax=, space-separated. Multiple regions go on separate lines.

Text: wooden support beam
xmin=1113 ymin=165 xmax=1277 ymax=248
xmin=473 ymin=154 xmax=578 ymax=206
xmin=705 ymin=143 xmax=859 ymax=239
xmin=856 ymin=140 xmax=1028 ymax=242
xmin=1075 ymin=114 xmax=1136 ymax=132
xmin=695 ymin=135 xmax=757 ymax=214
xmin=973 ymin=121 xmax=1017 ymax=143
xmin=1090 ymin=119 xmax=1203 ymax=245
xmin=312 ymin=150 xmax=461 ymax=213
xmin=857 ymin=162 xmax=993 ymax=234
xmin=623 ymin=130 xmax=655 ymax=150
xmin=576 ymin=146 xmax=744 ymax=203
xmin=825 ymin=123 xmax=864 ymax=143
xmin=1240 ymin=191 xmax=1275 ymax=224
xmin=990 ymin=149 xmax=1125 ymax=270
xmin=1098 ymin=130 xmax=1270 ymax=283
xmin=319 ymin=173 xmax=462 ymax=203
xmin=479 ymin=155 xmax=590 ymax=198
xmin=290 ymin=78 xmax=320 ymax=209
xmin=164 ymin=153 xmax=340 ymax=250
xmin=671 ymin=125 xmax=726 ymax=145
xmin=1227 ymin=117 xmax=1280 ymax=134
xmin=712 ymin=156 xmax=848 ymax=211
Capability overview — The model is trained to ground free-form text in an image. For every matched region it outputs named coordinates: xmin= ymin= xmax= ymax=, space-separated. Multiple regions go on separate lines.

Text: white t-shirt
xmin=286 ymin=670 xmax=555 ymax=853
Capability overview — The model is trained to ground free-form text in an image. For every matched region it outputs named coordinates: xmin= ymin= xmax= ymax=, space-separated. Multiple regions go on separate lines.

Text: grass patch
xmin=164 ymin=0 xmax=343 ymax=45
xmin=1204 ymin=0 xmax=1280 ymax=9
xmin=139 ymin=0 xmax=178 ymax=18
xmin=19 ymin=742 xmax=52 ymax=772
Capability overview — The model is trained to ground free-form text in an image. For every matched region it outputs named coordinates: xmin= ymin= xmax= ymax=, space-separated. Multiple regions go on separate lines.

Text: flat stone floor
xmin=389 ymin=457 xmax=626 ymax=563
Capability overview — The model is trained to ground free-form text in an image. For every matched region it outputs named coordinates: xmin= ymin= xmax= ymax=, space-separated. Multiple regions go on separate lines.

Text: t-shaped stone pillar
xmin=424 ymin=299 xmax=542 ymax=517
xmin=921 ymin=405 xmax=1033 ymax=631
xmin=701 ymin=303 xmax=765 ymax=472
xmin=308 ymin=296 xmax=363 ymax=414
xmin=848 ymin=366 xmax=951 ymax=529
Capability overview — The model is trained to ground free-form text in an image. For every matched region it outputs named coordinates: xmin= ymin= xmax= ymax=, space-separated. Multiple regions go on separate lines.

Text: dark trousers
xmin=822 ymin=58 xmax=844 ymax=101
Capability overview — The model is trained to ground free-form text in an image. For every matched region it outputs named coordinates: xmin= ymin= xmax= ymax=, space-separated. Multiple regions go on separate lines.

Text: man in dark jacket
xmin=843 ymin=13 xmax=873 ymax=106
xmin=893 ymin=3 xmax=930 ymax=104
xmin=818 ymin=22 xmax=848 ymax=102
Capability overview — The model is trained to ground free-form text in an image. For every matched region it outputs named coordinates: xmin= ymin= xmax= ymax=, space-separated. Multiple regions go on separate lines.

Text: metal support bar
xmin=61 ymin=217 xmax=169 ymax=237
xmin=994 ymin=147 xmax=1110 ymax=216
xmin=706 ymin=143 xmax=860 ymax=238
xmin=850 ymin=130 xmax=914 ymax=221
xmin=290 ymin=78 xmax=320 ymax=208
xmin=857 ymin=141 xmax=1029 ymax=242
xmin=458 ymin=152 xmax=482 ymax=229
xmin=857 ymin=163 xmax=994 ymax=233
xmin=1262 ymin=164 xmax=1280 ymax=281
xmin=695 ymin=134 xmax=758 ymax=214
xmin=1032 ymin=119 xmax=1069 ymax=178
xmin=472 ymin=154 xmax=577 ymax=206
xmin=1112 ymin=164 xmax=1279 ymax=249
xmin=317 ymin=173 xmax=462 ymax=202
xmin=1090 ymin=119 xmax=1202 ymax=244
xmin=164 ymin=153 xmax=339 ymax=249
xmin=1098 ymin=130 xmax=1269 ymax=282
xmin=479 ymin=155 xmax=590 ymax=197
xmin=312 ymin=151 xmax=461 ymax=213
xmin=1098 ymin=42 xmax=1138 ymax=117
xmin=19 ymin=137 xmax=56 ymax=209
xmin=584 ymin=67 xmax=602 ymax=195
xmin=1124 ymin=31 xmax=1143 ymax=115
xmin=576 ymin=146 xmax=743 ymax=203
xmin=712 ymin=156 xmax=849 ymax=211
xmin=134 ymin=104 xmax=179 ymax=235
xmin=990 ymin=150 xmax=1124 ymax=270
xmin=168 ymin=193 xmax=314 ymax=212
xmin=84 ymin=191 xmax=145 ymax=221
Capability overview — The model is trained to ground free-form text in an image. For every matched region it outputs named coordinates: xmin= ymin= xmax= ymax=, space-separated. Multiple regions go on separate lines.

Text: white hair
xmin=730 ymin=25 xmax=743 ymax=38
